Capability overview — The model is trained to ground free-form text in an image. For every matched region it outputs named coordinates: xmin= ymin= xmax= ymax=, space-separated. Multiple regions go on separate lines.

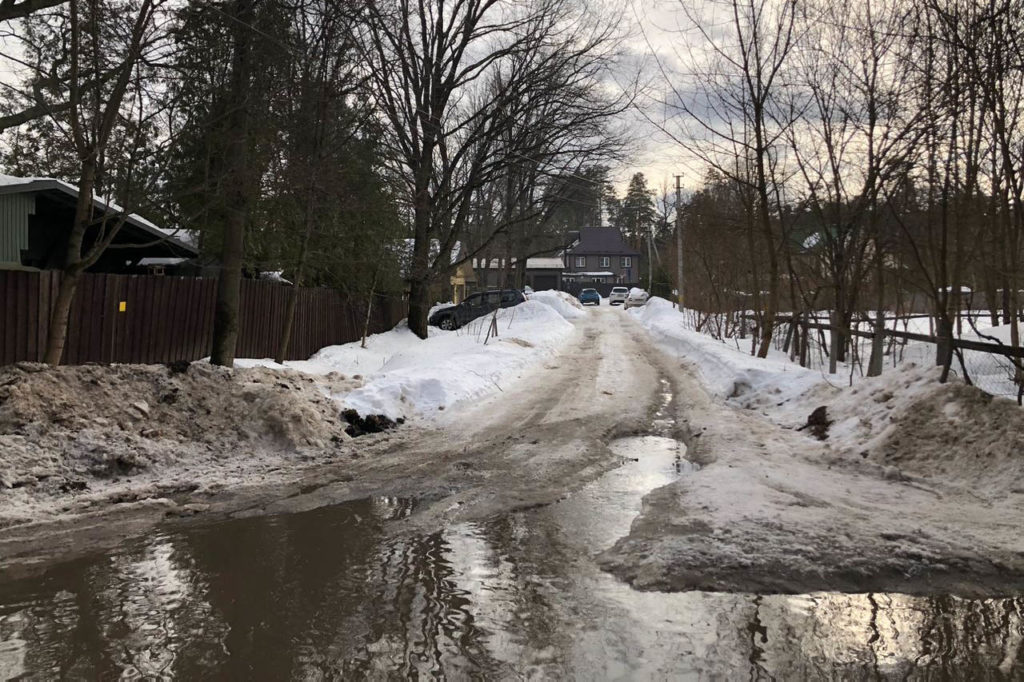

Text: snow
xmin=603 ymin=296 xmax=1024 ymax=595
xmin=525 ymin=257 xmax=564 ymax=269
xmin=527 ymin=290 xmax=586 ymax=319
xmin=238 ymin=298 xmax=578 ymax=421
xmin=630 ymin=297 xmax=822 ymax=404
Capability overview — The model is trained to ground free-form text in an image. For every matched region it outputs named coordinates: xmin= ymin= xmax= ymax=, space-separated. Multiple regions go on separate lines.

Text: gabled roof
xmin=565 ymin=227 xmax=640 ymax=256
xmin=0 ymin=174 xmax=198 ymax=257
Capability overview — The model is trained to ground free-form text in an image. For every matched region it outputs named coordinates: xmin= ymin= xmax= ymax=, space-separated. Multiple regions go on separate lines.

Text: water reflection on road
xmin=1 ymin=437 xmax=1022 ymax=679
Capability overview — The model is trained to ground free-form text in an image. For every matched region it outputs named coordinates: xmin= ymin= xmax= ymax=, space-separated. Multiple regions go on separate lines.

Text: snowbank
xmin=527 ymin=289 xmax=587 ymax=320
xmin=0 ymin=363 xmax=358 ymax=525
xmin=631 ymin=297 xmax=822 ymax=405
xmin=241 ymin=299 xmax=577 ymax=421
xmin=631 ymin=297 xmax=1024 ymax=493
xmin=602 ymin=296 xmax=1024 ymax=596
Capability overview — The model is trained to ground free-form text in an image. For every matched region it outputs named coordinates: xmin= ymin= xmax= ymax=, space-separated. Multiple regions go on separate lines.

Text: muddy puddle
xmin=1 ymin=434 xmax=1022 ymax=678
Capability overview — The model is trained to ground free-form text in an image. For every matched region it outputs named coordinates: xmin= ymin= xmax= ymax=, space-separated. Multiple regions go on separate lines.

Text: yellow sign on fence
xmin=118 ymin=301 xmax=127 ymax=312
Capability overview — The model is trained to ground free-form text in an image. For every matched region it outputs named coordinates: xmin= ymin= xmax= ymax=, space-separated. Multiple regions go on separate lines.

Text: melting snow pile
xmin=528 ymin=289 xmax=587 ymax=320
xmin=0 ymin=362 xmax=359 ymax=523
xmin=631 ymin=297 xmax=1024 ymax=493
xmin=240 ymin=298 xmax=577 ymax=420
xmin=630 ymin=297 xmax=821 ymax=405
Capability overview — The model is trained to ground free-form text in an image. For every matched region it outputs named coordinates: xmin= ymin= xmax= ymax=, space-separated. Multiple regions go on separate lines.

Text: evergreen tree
xmin=620 ymin=172 xmax=657 ymax=246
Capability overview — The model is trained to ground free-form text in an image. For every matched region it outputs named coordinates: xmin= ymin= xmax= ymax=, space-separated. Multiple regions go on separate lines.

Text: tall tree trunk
xmin=210 ymin=0 xmax=255 ymax=367
xmin=43 ymin=160 xmax=97 ymax=365
xmin=868 ymin=248 xmax=886 ymax=377
xmin=275 ymin=269 xmax=304 ymax=364
xmin=407 ymin=278 xmax=431 ymax=338
xmin=275 ymin=191 xmax=317 ymax=363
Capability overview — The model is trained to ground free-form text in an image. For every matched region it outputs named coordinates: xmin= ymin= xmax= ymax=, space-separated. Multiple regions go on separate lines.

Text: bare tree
xmin=787 ymin=0 xmax=922 ymax=375
xmin=38 ymin=0 xmax=164 ymax=365
xmin=358 ymin=0 xmax=626 ymax=338
xmin=655 ymin=0 xmax=800 ymax=357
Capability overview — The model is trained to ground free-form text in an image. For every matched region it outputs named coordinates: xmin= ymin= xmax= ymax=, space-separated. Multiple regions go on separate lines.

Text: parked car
xmin=623 ymin=288 xmax=649 ymax=309
xmin=578 ymin=288 xmax=601 ymax=306
xmin=428 ymin=289 xmax=526 ymax=330
xmin=608 ymin=286 xmax=629 ymax=306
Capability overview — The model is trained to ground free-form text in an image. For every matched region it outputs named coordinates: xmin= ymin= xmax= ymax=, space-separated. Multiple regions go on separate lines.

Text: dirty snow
xmin=0 ymin=363 xmax=359 ymax=526
xmin=0 ymin=296 xmax=581 ymax=525
xmin=601 ymin=296 xmax=1024 ymax=595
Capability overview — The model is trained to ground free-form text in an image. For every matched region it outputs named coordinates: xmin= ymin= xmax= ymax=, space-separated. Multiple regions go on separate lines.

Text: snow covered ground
xmin=658 ymin=302 xmax=1022 ymax=398
xmin=602 ymin=297 xmax=1024 ymax=595
xmin=236 ymin=293 xmax=585 ymax=421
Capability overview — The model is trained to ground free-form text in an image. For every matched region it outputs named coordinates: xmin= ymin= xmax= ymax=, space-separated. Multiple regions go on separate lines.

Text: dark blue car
xmin=578 ymin=288 xmax=601 ymax=306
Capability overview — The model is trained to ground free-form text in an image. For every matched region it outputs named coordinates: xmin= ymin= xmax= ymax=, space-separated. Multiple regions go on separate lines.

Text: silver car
xmin=623 ymin=288 xmax=649 ymax=309
xmin=608 ymin=286 xmax=629 ymax=306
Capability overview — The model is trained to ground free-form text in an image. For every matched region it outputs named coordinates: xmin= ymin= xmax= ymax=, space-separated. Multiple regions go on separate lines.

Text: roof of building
xmin=565 ymin=227 xmax=640 ymax=256
xmin=0 ymin=174 xmax=198 ymax=257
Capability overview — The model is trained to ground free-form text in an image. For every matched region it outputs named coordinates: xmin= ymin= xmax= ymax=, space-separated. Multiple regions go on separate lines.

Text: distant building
xmin=562 ymin=227 xmax=641 ymax=285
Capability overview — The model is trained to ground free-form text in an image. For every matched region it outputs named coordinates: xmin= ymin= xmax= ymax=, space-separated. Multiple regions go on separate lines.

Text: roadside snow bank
xmin=603 ymin=297 xmax=1024 ymax=595
xmin=631 ymin=297 xmax=1024 ymax=493
xmin=631 ymin=297 xmax=822 ymax=405
xmin=528 ymin=289 xmax=586 ymax=320
xmin=0 ymin=362 xmax=357 ymax=525
xmin=241 ymin=299 xmax=577 ymax=421
xmin=341 ymin=300 xmax=574 ymax=419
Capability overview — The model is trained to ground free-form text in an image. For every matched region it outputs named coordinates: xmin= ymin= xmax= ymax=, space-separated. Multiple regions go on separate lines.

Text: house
xmin=0 ymin=174 xmax=199 ymax=273
xmin=562 ymin=226 xmax=641 ymax=285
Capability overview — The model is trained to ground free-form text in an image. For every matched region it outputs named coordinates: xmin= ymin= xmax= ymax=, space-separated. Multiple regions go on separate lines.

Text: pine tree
xmin=620 ymin=172 xmax=657 ymax=246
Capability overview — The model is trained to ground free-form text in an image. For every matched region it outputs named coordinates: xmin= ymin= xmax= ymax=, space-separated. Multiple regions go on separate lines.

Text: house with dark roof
xmin=0 ymin=174 xmax=198 ymax=274
xmin=562 ymin=226 xmax=641 ymax=285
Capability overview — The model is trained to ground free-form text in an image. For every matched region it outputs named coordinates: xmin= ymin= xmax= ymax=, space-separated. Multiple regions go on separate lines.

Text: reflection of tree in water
xmin=749 ymin=592 xmax=1024 ymax=679
xmin=177 ymin=496 xmax=502 ymax=678
xmin=0 ymin=536 xmax=227 ymax=679
xmin=4 ymin=499 xmax=1024 ymax=679
xmin=460 ymin=513 xmax=581 ymax=672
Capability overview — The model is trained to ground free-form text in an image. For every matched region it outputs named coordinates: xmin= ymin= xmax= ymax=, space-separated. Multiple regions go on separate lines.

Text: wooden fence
xmin=0 ymin=270 xmax=405 ymax=366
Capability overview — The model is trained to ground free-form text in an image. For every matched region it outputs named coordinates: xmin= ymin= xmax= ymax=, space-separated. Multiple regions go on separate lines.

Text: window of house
xmin=575 ymin=256 xmax=586 ymax=268
xmin=621 ymin=256 xmax=631 ymax=268
xmin=600 ymin=256 xmax=610 ymax=268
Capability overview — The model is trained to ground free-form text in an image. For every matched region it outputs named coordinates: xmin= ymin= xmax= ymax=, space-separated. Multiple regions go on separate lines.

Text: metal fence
xmin=677 ymin=308 xmax=1023 ymax=400
xmin=0 ymin=270 xmax=405 ymax=366
xmin=766 ymin=314 xmax=1022 ymax=399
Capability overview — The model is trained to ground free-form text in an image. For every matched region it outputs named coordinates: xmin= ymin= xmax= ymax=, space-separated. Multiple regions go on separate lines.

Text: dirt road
xmin=4 ymin=303 xmax=1024 ymax=600
xmin=3 ymin=304 xmax=1024 ymax=677
xmin=0 ymin=305 xmax=668 ymax=574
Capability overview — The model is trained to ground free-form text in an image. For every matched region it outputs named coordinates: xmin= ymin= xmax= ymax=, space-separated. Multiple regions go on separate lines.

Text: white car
xmin=623 ymin=288 xmax=649 ymax=309
xmin=608 ymin=286 xmax=629 ymax=306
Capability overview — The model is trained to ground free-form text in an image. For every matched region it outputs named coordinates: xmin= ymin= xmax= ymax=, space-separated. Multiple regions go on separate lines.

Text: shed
xmin=0 ymin=174 xmax=198 ymax=273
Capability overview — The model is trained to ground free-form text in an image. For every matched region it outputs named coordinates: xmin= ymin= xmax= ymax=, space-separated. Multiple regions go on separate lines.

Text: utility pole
xmin=674 ymin=175 xmax=684 ymax=310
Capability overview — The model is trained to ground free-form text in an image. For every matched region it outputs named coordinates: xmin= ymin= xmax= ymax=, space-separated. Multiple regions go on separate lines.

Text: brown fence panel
xmin=1 ymin=271 xmax=406 ymax=366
